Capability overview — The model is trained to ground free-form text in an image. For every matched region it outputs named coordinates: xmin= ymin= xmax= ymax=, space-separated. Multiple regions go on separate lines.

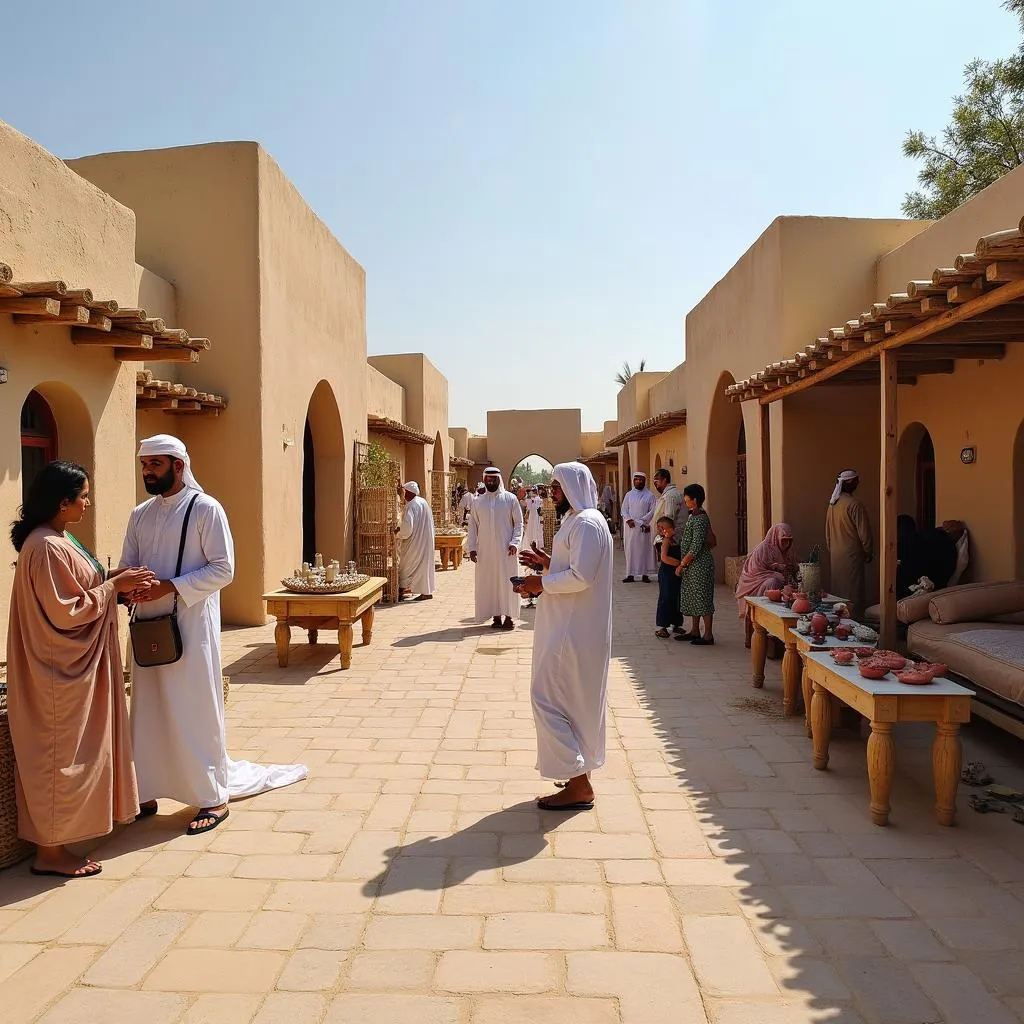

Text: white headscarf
xmin=137 ymin=434 xmax=204 ymax=492
xmin=552 ymin=462 xmax=600 ymax=514
xmin=830 ymin=470 xmax=858 ymax=506
xmin=482 ymin=467 xmax=505 ymax=492
xmin=403 ymin=481 xmax=420 ymax=496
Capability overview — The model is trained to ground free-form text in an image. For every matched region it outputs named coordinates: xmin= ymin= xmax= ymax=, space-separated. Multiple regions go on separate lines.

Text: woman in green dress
xmin=675 ymin=483 xmax=716 ymax=645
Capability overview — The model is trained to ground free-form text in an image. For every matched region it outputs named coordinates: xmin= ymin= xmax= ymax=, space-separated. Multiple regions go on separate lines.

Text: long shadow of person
xmin=361 ymin=800 xmax=585 ymax=898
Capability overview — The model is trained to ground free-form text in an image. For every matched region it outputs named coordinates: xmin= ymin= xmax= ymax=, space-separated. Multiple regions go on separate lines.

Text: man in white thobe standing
xmin=467 ymin=466 xmax=523 ymax=630
xmin=516 ymin=462 xmax=612 ymax=810
xmin=456 ymin=485 xmax=476 ymax=525
xmin=620 ymin=472 xmax=657 ymax=583
xmin=396 ymin=481 xmax=436 ymax=601
xmin=123 ymin=435 xmax=307 ymax=835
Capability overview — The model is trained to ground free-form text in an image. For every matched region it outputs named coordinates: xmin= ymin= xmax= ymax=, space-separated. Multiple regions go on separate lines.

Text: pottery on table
xmin=895 ymin=669 xmax=934 ymax=686
xmin=831 ymin=649 xmax=855 ymax=665
xmin=766 ymin=589 xmax=783 ymax=603
xmin=918 ymin=662 xmax=948 ymax=679
xmin=791 ymin=592 xmax=812 ymax=615
xmin=834 ymin=624 xmax=852 ymax=641
xmin=858 ymin=661 xmax=890 ymax=680
xmin=853 ymin=646 xmax=876 ymax=659
xmin=810 ymin=612 xmax=829 ymax=635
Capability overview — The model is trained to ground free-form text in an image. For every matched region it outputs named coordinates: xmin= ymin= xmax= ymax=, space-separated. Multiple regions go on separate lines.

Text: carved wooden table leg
xmin=307 ymin=629 xmax=318 ymax=645
xmin=744 ymin=611 xmax=754 ymax=649
xmin=933 ymin=720 xmax=962 ymax=826
xmin=361 ymin=606 xmax=375 ymax=646
xmin=802 ymin=664 xmax=813 ymax=738
xmin=274 ymin=619 xmax=291 ymax=668
xmin=811 ymin=681 xmax=832 ymax=770
xmin=453 ymin=547 xmax=463 ymax=569
xmin=751 ymin=624 xmax=768 ymax=688
xmin=781 ymin=642 xmax=800 ymax=716
xmin=339 ymin=623 xmax=354 ymax=669
xmin=439 ymin=548 xmax=450 ymax=571
xmin=867 ymin=721 xmax=896 ymax=826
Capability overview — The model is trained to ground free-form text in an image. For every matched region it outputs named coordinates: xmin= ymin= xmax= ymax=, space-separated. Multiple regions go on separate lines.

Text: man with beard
xmin=620 ymin=472 xmax=657 ymax=583
xmin=467 ymin=466 xmax=523 ymax=630
xmin=396 ymin=481 xmax=436 ymax=601
xmin=515 ymin=462 xmax=612 ymax=810
xmin=651 ymin=468 xmax=687 ymax=549
xmin=122 ymin=435 xmax=306 ymax=835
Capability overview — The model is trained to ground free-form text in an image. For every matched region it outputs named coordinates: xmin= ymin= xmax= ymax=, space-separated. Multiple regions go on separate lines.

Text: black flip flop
xmin=187 ymin=808 xmax=230 ymax=835
xmin=537 ymin=798 xmax=594 ymax=811
xmin=30 ymin=861 xmax=102 ymax=879
xmin=691 ymin=637 xmax=715 ymax=646
xmin=413 ymin=594 xmax=433 ymax=601
xmin=674 ymin=632 xmax=699 ymax=642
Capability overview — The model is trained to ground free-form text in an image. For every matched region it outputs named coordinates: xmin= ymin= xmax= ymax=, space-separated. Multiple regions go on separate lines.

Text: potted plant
xmin=799 ymin=544 xmax=823 ymax=601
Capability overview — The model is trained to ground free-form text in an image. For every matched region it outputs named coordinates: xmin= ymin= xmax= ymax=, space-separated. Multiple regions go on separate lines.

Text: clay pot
xmin=765 ymin=589 xmax=783 ymax=603
xmin=834 ymin=625 xmax=852 ymax=641
xmin=810 ymin=612 xmax=828 ymax=635
xmin=858 ymin=661 xmax=890 ymax=680
xmin=791 ymin=593 xmax=812 ymax=615
xmin=781 ymin=584 xmax=794 ymax=600
xmin=895 ymin=669 xmax=934 ymax=686
xmin=831 ymin=650 xmax=854 ymax=666
xmin=921 ymin=662 xmax=948 ymax=679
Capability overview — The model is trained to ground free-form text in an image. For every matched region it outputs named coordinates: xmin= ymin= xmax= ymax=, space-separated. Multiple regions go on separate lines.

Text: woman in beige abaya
xmin=7 ymin=461 xmax=153 ymax=878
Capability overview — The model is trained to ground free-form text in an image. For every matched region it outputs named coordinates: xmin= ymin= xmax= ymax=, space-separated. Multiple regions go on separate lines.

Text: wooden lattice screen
xmin=429 ymin=470 xmax=458 ymax=528
xmin=354 ymin=441 xmax=401 ymax=602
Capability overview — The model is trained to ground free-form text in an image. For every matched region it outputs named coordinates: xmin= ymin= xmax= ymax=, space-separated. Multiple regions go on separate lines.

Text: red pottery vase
xmin=810 ymin=612 xmax=828 ymax=635
xmin=791 ymin=593 xmax=812 ymax=615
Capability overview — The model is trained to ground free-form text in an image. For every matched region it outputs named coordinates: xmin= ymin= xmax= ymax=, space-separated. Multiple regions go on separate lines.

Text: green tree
xmin=614 ymin=359 xmax=646 ymax=388
xmin=901 ymin=2 xmax=1024 ymax=218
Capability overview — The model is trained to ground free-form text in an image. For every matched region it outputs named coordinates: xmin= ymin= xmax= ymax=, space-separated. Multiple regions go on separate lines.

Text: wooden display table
xmin=788 ymin=628 xmax=875 ymax=737
xmin=263 ymin=577 xmax=387 ymax=670
xmin=744 ymin=595 xmax=844 ymax=717
xmin=802 ymin=651 xmax=973 ymax=827
xmin=435 ymin=534 xmax=466 ymax=571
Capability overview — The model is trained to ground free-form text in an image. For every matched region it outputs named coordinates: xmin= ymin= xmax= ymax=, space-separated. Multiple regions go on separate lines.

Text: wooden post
xmin=759 ymin=403 xmax=772 ymax=533
xmin=879 ymin=349 xmax=898 ymax=649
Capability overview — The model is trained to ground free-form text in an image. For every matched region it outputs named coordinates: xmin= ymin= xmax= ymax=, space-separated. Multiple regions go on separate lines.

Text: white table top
xmin=787 ymin=628 xmax=873 ymax=651
xmin=746 ymin=593 xmax=846 ymax=612
xmin=804 ymin=651 xmax=974 ymax=697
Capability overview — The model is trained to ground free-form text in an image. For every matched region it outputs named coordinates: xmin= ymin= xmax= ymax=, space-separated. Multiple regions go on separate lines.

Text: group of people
xmin=6 ymin=435 xmax=306 ymax=879
xmin=620 ymin=469 xmax=718 ymax=645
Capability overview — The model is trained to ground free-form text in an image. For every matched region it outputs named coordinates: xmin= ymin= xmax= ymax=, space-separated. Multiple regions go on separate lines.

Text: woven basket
xmin=280 ymin=574 xmax=369 ymax=594
xmin=0 ymin=677 xmax=34 ymax=870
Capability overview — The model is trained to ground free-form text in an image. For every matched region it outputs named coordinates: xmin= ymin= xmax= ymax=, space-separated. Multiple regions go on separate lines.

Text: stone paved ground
xmin=3 ymin=553 xmax=1024 ymax=1023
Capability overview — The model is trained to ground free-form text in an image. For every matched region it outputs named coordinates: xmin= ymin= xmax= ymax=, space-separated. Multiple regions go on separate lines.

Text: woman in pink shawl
xmin=735 ymin=523 xmax=797 ymax=618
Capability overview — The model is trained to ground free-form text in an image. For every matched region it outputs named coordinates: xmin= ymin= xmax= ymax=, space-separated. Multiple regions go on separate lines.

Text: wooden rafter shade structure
xmin=367 ymin=416 xmax=433 ymax=446
xmin=605 ymin=409 xmax=687 ymax=448
xmin=583 ymin=448 xmax=619 ymax=464
xmin=449 ymin=455 xmax=474 ymax=469
xmin=136 ymin=371 xmax=227 ymax=417
xmin=0 ymin=260 xmax=210 ymax=363
xmin=726 ymin=221 xmax=1024 ymax=648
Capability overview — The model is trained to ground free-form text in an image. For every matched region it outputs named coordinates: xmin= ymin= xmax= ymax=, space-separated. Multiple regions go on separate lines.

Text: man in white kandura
xmin=396 ymin=481 xmax=436 ymax=601
xmin=124 ymin=435 xmax=307 ymax=835
xmin=516 ymin=462 xmax=612 ymax=810
xmin=467 ymin=466 xmax=523 ymax=630
xmin=524 ymin=486 xmax=544 ymax=552
xmin=620 ymin=471 xmax=657 ymax=583
xmin=456 ymin=485 xmax=476 ymax=525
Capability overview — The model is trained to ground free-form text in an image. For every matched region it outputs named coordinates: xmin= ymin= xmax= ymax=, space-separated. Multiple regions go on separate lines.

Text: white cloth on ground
xmin=524 ymin=495 xmax=544 ymax=551
xmin=121 ymin=487 xmax=307 ymax=807
xmin=398 ymin=494 xmax=436 ymax=595
xmin=467 ymin=470 xmax=524 ymax=620
xmin=531 ymin=462 xmax=612 ymax=779
xmin=620 ymin=486 xmax=657 ymax=576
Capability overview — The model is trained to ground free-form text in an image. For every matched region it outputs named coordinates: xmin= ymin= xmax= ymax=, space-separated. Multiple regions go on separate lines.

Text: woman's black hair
xmin=10 ymin=461 xmax=89 ymax=552
xmin=683 ymin=483 xmax=706 ymax=506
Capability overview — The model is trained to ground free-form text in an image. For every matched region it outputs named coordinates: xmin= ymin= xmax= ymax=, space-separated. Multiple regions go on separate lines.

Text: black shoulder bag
xmin=129 ymin=494 xmax=198 ymax=668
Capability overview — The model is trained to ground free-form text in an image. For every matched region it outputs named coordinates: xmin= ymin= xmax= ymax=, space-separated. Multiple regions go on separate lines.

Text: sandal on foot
xmin=30 ymin=860 xmax=102 ymax=879
xmin=187 ymin=808 xmax=230 ymax=835
xmin=674 ymin=632 xmax=698 ymax=642
xmin=968 ymin=795 xmax=1007 ymax=814
xmin=537 ymin=797 xmax=594 ymax=811
xmin=654 ymin=628 xmax=670 ymax=638
xmin=961 ymin=761 xmax=993 ymax=786
xmin=691 ymin=637 xmax=715 ymax=646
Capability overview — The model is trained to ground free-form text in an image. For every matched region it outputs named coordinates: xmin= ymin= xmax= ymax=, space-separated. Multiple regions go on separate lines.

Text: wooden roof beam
xmin=13 ymin=303 xmax=89 ymax=326
xmin=986 ymin=261 xmax=1024 ymax=283
xmin=0 ymin=296 xmax=60 ymax=317
xmin=72 ymin=328 xmax=152 ymax=348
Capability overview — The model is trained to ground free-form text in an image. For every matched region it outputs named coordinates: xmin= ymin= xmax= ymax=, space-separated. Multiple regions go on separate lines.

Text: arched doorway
xmin=302 ymin=381 xmax=346 ymax=565
xmin=707 ymin=372 xmax=745 ymax=573
xmin=20 ymin=389 xmax=58 ymax=501
xmin=510 ymin=454 xmax=554 ymax=490
xmin=897 ymin=422 xmax=935 ymax=530
xmin=1015 ymin=421 xmax=1024 ymax=578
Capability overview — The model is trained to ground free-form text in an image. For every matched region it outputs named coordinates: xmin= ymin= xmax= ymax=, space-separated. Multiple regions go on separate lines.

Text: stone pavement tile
xmin=567 ymin=950 xmax=707 ymax=1023
xmin=553 ymin=831 xmax=654 ymax=859
xmin=298 ymin=914 xmax=365 ymax=950
xmin=1 ymin=880 xmax=116 ymax=942
xmin=181 ymin=994 xmax=262 ymax=1024
xmin=779 ymin=884 xmax=911 ymax=919
xmin=238 ymin=911 xmax=309 ymax=950
xmin=670 ymin=885 xmax=744 ymax=915
xmin=211 ymin=830 xmax=306 ymax=855
xmin=155 ymin=877 xmax=271 ymax=912
xmin=325 ymin=994 xmax=461 ymax=1024
xmin=750 ymin=920 xmax=823 ymax=958
xmin=770 ymin=809 xmax=829 ymax=832
xmin=0 ymin=943 xmax=42 ymax=984
xmin=767 ymin=957 xmax=851 ymax=1001
xmin=364 ymin=913 xmax=482 ymax=949
xmin=868 ymin=919 xmax=952 ymax=962
xmin=835 ymin=957 xmax=940 ymax=1023
xmin=706 ymin=1000 xmax=866 ymax=1023
xmin=58 ymin=877 xmax=170 ymax=945
xmin=443 ymin=884 xmax=550 ymax=915
xmin=741 ymin=830 xmax=801 ymax=855
xmin=553 ymin=884 xmax=608 ymax=914
xmin=177 ymin=911 xmax=251 ymax=948
xmin=220 ymin=810 xmax=280 ymax=832
xmin=266 ymin=881 xmax=375 ymax=914
xmin=83 ymin=912 xmax=189 ymax=987
xmin=334 ymin=830 xmax=402 ymax=879
xmin=502 ymin=858 xmax=603 ymax=884
xmin=347 ymin=950 xmax=437 ymax=989
xmin=611 ymin=885 xmax=683 ymax=952
xmin=276 ymin=947 xmax=346 ymax=990
xmin=234 ymin=854 xmax=336 ymax=880
xmin=793 ymin=832 xmax=851 ymax=858
xmin=136 ymin=851 xmax=199 ymax=877
xmin=375 ymin=856 xmax=446 ymax=914
xmin=926 ymin=914 xmax=1022 ymax=951
xmin=911 ymin=963 xmax=1018 ymax=1024
xmin=807 ymin=920 xmax=885 ymax=957
xmin=661 ymin=858 xmax=761 ymax=887
xmin=603 ymin=858 xmax=663 ymax=884
xmin=470 ymin=995 xmax=619 ymax=1024
xmin=36 ymin=988 xmax=188 ymax=1024
xmin=252 ymin=993 xmax=327 ymax=1024
xmin=682 ymin=916 xmax=779 ymax=997
xmin=484 ymin=912 xmax=608 ymax=950
xmin=646 ymin=811 xmax=714 ymax=857
xmin=0 ymin=945 xmax=100 ymax=1024
xmin=143 ymin=948 xmax=284 ymax=992
xmin=434 ymin=950 xmax=560 ymax=993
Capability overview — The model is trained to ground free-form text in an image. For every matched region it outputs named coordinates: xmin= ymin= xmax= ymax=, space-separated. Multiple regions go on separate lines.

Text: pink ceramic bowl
xmin=858 ymin=662 xmax=889 ymax=681
xmin=895 ymin=670 xmax=934 ymax=686
xmin=765 ymin=589 xmax=783 ymax=603
xmin=831 ymin=650 xmax=854 ymax=666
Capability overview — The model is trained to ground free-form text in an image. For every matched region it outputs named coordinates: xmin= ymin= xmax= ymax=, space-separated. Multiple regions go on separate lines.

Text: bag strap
xmin=171 ymin=494 xmax=200 ymax=615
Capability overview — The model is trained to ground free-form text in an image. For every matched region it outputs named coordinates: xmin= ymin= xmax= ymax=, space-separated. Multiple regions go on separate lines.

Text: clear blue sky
xmin=0 ymin=1 xmax=1016 ymax=433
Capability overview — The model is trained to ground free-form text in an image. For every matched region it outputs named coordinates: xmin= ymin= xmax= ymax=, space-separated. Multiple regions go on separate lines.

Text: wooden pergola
xmin=367 ymin=416 xmax=433 ymax=446
xmin=606 ymin=409 xmax=687 ymax=448
xmin=136 ymin=371 xmax=227 ymax=417
xmin=0 ymin=260 xmax=211 ymax=363
xmin=449 ymin=455 xmax=474 ymax=470
xmin=726 ymin=221 xmax=1024 ymax=648
xmin=583 ymin=448 xmax=618 ymax=464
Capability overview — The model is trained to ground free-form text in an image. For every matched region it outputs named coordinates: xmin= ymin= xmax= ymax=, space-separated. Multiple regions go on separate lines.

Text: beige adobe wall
xmin=603 ymin=419 xmax=618 ymax=444
xmin=367 ymin=364 xmax=406 ymax=421
xmin=70 ymin=142 xmax=265 ymax=624
xmin=579 ymin=431 xmax=605 ymax=458
xmin=648 ymin=363 xmax=686 ymax=417
xmin=0 ymin=120 xmax=140 ymax=653
xmin=449 ymin=427 xmax=469 ymax=460
xmin=484 ymin=409 xmax=583 ymax=480
xmin=134 ymin=264 xmax=177 ymax=325
xmin=650 ymin=426 xmax=688 ymax=484
xmin=615 ymin=371 xmax=666 ymax=492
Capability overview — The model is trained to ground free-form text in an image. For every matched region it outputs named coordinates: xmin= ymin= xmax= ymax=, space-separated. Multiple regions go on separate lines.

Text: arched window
xmin=20 ymin=390 xmax=58 ymax=501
